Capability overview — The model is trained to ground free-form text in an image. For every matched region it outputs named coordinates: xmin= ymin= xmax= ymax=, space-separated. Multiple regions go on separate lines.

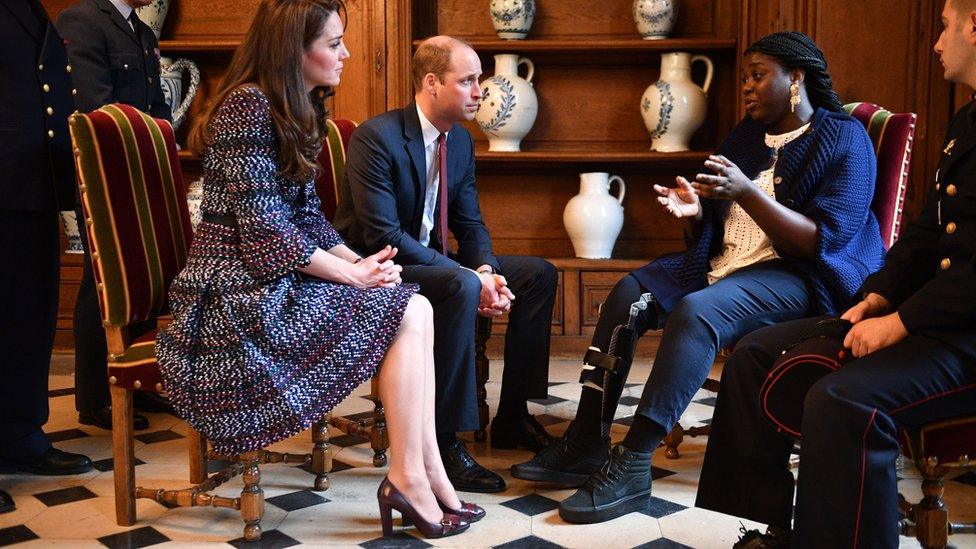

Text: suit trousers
xmin=72 ymin=203 xmax=110 ymax=413
xmin=591 ymin=259 xmax=812 ymax=432
xmin=0 ymin=211 xmax=58 ymax=462
xmin=401 ymin=255 xmax=557 ymax=433
xmin=696 ymin=316 xmax=976 ymax=548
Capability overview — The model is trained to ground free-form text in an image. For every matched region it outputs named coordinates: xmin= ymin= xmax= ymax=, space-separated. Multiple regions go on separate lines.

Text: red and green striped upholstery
xmin=314 ymin=118 xmax=357 ymax=221
xmin=69 ymin=104 xmax=192 ymax=390
xmin=843 ymin=102 xmax=917 ymax=249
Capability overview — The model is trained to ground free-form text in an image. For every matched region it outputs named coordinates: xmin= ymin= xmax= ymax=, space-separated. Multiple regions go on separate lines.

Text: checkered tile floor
xmin=1 ymin=356 xmax=974 ymax=548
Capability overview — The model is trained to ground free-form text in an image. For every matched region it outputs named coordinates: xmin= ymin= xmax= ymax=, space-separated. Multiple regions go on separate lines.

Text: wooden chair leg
xmin=239 ymin=451 xmax=264 ymax=542
xmin=110 ymin=385 xmax=136 ymax=526
xmin=474 ymin=316 xmax=491 ymax=442
xmin=188 ymin=428 xmax=208 ymax=484
xmin=662 ymin=423 xmax=685 ymax=459
xmin=371 ymin=395 xmax=389 ymax=467
xmin=916 ymin=460 xmax=950 ymax=549
xmin=311 ymin=414 xmax=330 ymax=491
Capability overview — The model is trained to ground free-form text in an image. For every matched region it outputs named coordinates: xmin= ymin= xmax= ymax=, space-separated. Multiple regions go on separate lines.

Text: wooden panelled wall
xmin=42 ymin=0 xmax=965 ymax=351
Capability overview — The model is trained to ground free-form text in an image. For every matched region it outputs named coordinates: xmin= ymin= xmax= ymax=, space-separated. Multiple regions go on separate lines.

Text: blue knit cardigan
xmin=632 ymin=108 xmax=885 ymax=315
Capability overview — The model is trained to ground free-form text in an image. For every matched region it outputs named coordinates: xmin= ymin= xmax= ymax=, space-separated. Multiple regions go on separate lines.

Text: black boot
xmin=733 ymin=526 xmax=791 ymax=548
xmin=510 ymin=421 xmax=609 ymax=486
xmin=558 ymin=443 xmax=652 ymax=523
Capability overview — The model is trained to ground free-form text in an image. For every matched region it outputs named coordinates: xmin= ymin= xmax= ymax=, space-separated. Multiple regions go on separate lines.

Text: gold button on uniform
xmin=774 ymin=176 xmax=783 ymax=185
xmin=66 ymin=64 xmax=72 ymax=73
xmin=941 ymin=258 xmax=951 ymax=270
xmin=47 ymin=130 xmax=54 ymax=138
xmin=946 ymin=222 xmax=957 ymax=234
xmin=946 ymin=184 xmax=957 ymax=196
xmin=935 ymin=183 xmax=941 ymax=191
xmin=46 ymin=107 xmax=54 ymax=115
xmin=42 ymin=84 xmax=50 ymax=92
xmin=37 ymin=63 xmax=43 ymax=71
xmin=72 ymin=88 xmax=78 ymax=96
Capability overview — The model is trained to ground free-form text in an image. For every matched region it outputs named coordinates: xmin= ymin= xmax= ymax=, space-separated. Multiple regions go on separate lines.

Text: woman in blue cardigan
xmin=511 ymin=31 xmax=886 ymax=523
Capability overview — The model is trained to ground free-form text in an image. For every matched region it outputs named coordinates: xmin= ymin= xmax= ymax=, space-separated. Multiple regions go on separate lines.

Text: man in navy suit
xmin=335 ymin=36 xmax=558 ymax=493
xmin=57 ymin=0 xmax=171 ymax=432
xmin=0 ymin=0 xmax=94 ymax=512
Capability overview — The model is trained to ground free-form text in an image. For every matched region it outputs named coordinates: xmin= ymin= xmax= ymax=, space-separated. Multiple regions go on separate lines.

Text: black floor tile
xmin=499 ymin=493 xmax=560 ymax=516
xmin=299 ymin=458 xmax=355 ymax=475
xmin=98 ymin=526 xmax=169 ymax=549
xmin=92 ymin=457 xmax=146 ymax=472
xmin=494 ymin=535 xmax=566 ymax=549
xmin=360 ymin=532 xmax=432 ymax=548
xmin=528 ymin=395 xmax=568 ymax=406
xmin=632 ymin=538 xmax=695 ymax=549
xmin=266 ymin=489 xmax=329 ymax=512
xmin=951 ymin=470 xmax=976 ymax=486
xmin=48 ymin=387 xmax=76 ymax=397
xmin=534 ymin=414 xmax=567 ymax=427
xmin=694 ymin=396 xmax=717 ymax=407
xmin=134 ymin=430 xmax=185 ymax=444
xmin=698 ymin=418 xmax=713 ymax=426
xmin=614 ymin=415 xmax=635 ymax=426
xmin=618 ymin=396 xmax=641 ymax=406
xmin=329 ymin=434 xmax=370 ymax=447
xmin=0 ymin=525 xmax=39 ymax=547
xmin=651 ymin=466 xmax=677 ymax=481
xmin=207 ymin=458 xmax=237 ymax=474
xmin=229 ymin=529 xmax=301 ymax=549
xmin=639 ymin=496 xmax=687 ymax=519
xmin=34 ymin=485 xmax=97 ymax=507
xmin=45 ymin=428 xmax=90 ymax=443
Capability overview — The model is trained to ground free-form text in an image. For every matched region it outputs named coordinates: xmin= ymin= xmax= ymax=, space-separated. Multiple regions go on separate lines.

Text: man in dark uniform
xmin=57 ymin=0 xmax=171 ymax=431
xmin=0 ymin=0 xmax=95 ymax=513
xmin=694 ymin=1 xmax=976 ymax=547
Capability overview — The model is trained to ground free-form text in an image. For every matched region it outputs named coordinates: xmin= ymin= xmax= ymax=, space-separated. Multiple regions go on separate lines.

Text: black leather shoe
xmin=79 ymin=406 xmax=150 ymax=431
xmin=0 ymin=489 xmax=14 ymax=514
xmin=16 ymin=448 xmax=93 ymax=476
xmin=440 ymin=439 xmax=506 ymax=493
xmin=733 ymin=526 xmax=791 ymax=548
xmin=490 ymin=415 xmax=556 ymax=451
xmin=510 ymin=421 xmax=609 ymax=486
xmin=133 ymin=392 xmax=174 ymax=414
xmin=558 ymin=443 xmax=652 ymax=523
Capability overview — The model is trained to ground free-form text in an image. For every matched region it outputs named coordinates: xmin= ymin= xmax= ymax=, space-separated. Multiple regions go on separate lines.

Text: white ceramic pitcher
xmin=640 ymin=52 xmax=714 ymax=152
xmin=563 ymin=172 xmax=627 ymax=259
xmin=476 ymin=54 xmax=538 ymax=152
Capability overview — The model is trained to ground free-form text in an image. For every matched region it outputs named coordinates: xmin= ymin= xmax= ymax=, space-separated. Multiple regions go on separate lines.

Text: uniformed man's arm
xmin=56 ymin=9 xmax=114 ymax=113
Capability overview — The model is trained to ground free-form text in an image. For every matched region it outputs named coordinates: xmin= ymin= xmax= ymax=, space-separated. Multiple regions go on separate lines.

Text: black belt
xmin=202 ymin=212 xmax=238 ymax=228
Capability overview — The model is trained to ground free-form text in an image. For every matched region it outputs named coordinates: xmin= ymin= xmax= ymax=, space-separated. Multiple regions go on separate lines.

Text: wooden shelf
xmin=474 ymin=147 xmax=709 ymax=168
xmin=413 ymin=37 xmax=737 ymax=54
xmin=159 ymin=39 xmax=240 ymax=52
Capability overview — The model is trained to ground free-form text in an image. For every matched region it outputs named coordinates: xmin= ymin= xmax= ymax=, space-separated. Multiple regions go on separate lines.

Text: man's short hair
xmin=412 ymin=36 xmax=471 ymax=92
xmin=952 ymin=0 xmax=976 ymax=16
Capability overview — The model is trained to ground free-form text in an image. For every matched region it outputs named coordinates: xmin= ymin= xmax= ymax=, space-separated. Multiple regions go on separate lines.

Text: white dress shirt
xmin=109 ymin=0 xmax=135 ymax=30
xmin=416 ymin=104 xmax=448 ymax=248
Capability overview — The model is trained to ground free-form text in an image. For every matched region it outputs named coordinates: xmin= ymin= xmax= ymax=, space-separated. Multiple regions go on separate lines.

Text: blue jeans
xmin=591 ymin=259 xmax=813 ymax=432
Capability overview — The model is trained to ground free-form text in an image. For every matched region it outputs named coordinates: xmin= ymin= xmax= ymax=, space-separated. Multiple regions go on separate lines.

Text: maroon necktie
xmin=437 ymin=133 xmax=449 ymax=256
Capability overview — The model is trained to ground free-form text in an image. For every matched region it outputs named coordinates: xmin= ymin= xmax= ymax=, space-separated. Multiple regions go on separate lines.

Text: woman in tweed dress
xmin=157 ymin=0 xmax=472 ymax=538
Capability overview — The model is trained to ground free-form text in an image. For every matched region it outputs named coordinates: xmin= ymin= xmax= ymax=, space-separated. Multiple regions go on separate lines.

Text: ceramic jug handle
xmin=691 ymin=55 xmax=714 ymax=95
xmin=609 ymin=175 xmax=626 ymax=204
xmin=169 ymin=58 xmax=201 ymax=128
xmin=518 ymin=57 xmax=535 ymax=84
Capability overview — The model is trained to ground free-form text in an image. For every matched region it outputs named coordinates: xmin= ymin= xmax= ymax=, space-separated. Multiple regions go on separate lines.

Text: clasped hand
xmin=477 ymin=271 xmax=515 ymax=318
xmin=351 ymin=245 xmax=403 ymax=289
xmin=839 ymin=292 xmax=909 ymax=358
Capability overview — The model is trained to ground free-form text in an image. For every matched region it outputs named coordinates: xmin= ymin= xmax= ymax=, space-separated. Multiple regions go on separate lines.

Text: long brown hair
xmin=188 ymin=0 xmax=346 ymax=181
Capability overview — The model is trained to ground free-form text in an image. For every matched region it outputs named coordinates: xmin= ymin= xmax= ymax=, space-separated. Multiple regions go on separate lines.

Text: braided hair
xmin=744 ymin=31 xmax=844 ymax=113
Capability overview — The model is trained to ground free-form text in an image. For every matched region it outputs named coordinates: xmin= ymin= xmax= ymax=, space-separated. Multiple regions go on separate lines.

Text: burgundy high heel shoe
xmin=404 ymin=497 xmax=486 ymax=526
xmin=377 ymin=477 xmax=470 ymax=538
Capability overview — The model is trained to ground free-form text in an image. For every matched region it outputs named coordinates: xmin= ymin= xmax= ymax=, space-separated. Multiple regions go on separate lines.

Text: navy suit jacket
xmin=334 ymin=103 xmax=500 ymax=272
xmin=0 ymin=0 xmax=76 ymax=211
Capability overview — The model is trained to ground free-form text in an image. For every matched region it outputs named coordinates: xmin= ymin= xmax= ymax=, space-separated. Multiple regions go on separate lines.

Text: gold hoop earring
xmin=790 ymin=81 xmax=801 ymax=114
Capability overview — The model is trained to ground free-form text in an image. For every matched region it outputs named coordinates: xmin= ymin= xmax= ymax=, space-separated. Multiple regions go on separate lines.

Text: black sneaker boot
xmin=510 ymin=421 xmax=610 ymax=486
xmin=558 ymin=443 xmax=652 ymax=524
xmin=733 ymin=525 xmax=791 ymax=548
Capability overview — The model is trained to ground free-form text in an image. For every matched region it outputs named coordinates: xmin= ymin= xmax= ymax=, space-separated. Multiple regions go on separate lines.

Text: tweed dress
xmin=157 ymin=85 xmax=416 ymax=455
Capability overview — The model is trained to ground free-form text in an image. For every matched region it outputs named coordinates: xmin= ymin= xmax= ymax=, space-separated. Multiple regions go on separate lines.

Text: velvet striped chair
xmin=69 ymin=104 xmax=348 ymax=542
xmin=662 ymin=102 xmax=918 ymax=459
xmin=314 ymin=120 xmax=496 ymax=448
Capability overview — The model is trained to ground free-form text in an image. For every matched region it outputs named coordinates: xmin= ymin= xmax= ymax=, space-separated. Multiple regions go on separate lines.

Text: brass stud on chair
xmin=155 ymin=383 xmax=164 ymax=392
xmin=133 ymin=380 xmax=142 ymax=389
xmin=96 ymin=283 xmax=104 ymax=292
xmin=109 ymin=376 xmax=117 ymax=385
xmin=108 ymin=353 xmax=118 ymax=360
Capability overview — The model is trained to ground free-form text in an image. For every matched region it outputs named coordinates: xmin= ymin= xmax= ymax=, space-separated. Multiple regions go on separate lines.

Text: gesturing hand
xmin=653 ymin=176 xmax=700 ymax=219
xmin=350 ymin=245 xmax=403 ymax=289
xmin=692 ymin=155 xmax=754 ymax=201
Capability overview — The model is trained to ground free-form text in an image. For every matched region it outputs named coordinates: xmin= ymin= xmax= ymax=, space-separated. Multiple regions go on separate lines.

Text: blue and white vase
xmin=490 ymin=0 xmax=536 ymax=40
xmin=476 ymin=54 xmax=537 ymax=152
xmin=641 ymin=52 xmax=713 ymax=152
xmin=59 ymin=211 xmax=84 ymax=254
xmin=633 ymin=0 xmax=677 ymax=40
xmin=135 ymin=0 xmax=170 ymax=40
xmin=160 ymin=57 xmax=200 ymax=130
xmin=185 ymin=178 xmax=203 ymax=231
